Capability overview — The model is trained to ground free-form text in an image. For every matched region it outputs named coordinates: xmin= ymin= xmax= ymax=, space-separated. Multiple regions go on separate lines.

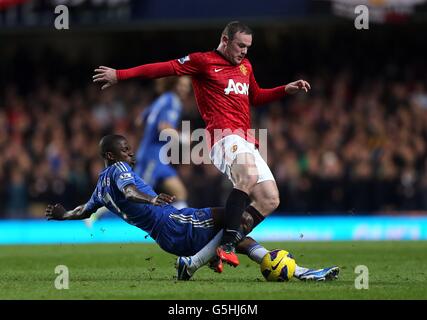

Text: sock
xmin=172 ymin=201 xmax=188 ymax=210
xmin=189 ymin=231 xmax=223 ymax=269
xmin=247 ymin=243 xmax=269 ymax=264
xmin=222 ymin=188 xmax=251 ymax=245
xmin=294 ymin=265 xmax=310 ymax=277
xmin=245 ymin=205 xmax=265 ymax=228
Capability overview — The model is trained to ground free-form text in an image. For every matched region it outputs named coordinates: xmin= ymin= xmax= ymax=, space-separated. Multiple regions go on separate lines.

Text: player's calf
xmin=249 ymin=180 xmax=280 ymax=216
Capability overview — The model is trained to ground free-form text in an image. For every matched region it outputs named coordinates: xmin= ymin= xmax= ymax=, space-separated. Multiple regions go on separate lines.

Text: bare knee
xmin=256 ymin=194 xmax=280 ymax=215
xmin=266 ymin=194 xmax=280 ymax=212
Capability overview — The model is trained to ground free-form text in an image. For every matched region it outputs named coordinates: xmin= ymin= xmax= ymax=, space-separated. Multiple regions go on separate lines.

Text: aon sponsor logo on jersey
xmin=224 ymin=79 xmax=249 ymax=95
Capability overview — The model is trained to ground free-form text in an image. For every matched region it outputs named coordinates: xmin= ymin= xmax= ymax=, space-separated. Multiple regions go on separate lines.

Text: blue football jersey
xmin=84 ymin=161 xmax=175 ymax=239
xmin=136 ymin=92 xmax=182 ymax=164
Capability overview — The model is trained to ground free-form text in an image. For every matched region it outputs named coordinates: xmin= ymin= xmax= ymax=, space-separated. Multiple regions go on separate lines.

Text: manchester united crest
xmin=240 ymin=64 xmax=248 ymax=76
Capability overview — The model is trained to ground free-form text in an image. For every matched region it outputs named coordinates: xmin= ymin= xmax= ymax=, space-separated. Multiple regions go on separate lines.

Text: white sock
xmin=294 ymin=265 xmax=310 ymax=277
xmin=190 ymin=230 xmax=223 ymax=269
xmin=247 ymin=244 xmax=269 ymax=264
xmin=172 ymin=201 xmax=188 ymax=210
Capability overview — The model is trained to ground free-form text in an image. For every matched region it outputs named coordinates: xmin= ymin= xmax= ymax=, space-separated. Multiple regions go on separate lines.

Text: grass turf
xmin=0 ymin=241 xmax=426 ymax=300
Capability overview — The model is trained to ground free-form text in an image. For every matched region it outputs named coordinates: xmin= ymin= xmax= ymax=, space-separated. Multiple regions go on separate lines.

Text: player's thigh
xmin=249 ymin=180 xmax=280 ymax=216
xmin=230 ymin=152 xmax=259 ymax=190
xmin=209 ymin=135 xmax=259 ymax=189
xmin=184 ymin=208 xmax=218 ymax=255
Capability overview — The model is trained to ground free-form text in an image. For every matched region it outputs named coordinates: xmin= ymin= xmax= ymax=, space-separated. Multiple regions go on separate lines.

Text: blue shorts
xmin=135 ymin=159 xmax=177 ymax=188
xmin=155 ymin=207 xmax=217 ymax=257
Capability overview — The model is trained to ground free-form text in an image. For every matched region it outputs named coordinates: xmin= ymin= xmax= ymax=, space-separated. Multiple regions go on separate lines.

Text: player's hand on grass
xmin=285 ymin=80 xmax=311 ymax=94
xmin=45 ymin=204 xmax=67 ymax=220
xmin=151 ymin=193 xmax=176 ymax=206
xmin=93 ymin=66 xmax=117 ymax=90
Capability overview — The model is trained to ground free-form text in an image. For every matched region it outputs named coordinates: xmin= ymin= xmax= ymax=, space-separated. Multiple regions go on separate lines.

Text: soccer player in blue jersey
xmin=134 ymin=76 xmax=190 ymax=209
xmin=45 ymin=134 xmax=339 ymax=281
xmin=84 ymin=77 xmax=190 ymax=228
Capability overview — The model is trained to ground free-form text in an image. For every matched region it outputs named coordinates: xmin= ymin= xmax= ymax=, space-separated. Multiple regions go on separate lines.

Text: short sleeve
xmin=113 ymin=162 xmax=137 ymax=192
xmin=170 ymin=52 xmax=205 ymax=76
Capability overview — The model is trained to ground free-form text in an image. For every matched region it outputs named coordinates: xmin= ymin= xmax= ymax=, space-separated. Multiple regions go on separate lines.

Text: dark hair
xmin=99 ymin=134 xmax=126 ymax=158
xmin=221 ymin=21 xmax=252 ymax=41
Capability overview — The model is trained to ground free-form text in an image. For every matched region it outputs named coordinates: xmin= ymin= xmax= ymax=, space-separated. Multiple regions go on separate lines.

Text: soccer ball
xmin=260 ymin=249 xmax=296 ymax=282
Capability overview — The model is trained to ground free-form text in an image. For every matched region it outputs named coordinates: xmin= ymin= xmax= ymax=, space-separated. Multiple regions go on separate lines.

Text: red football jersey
xmin=171 ymin=51 xmax=257 ymax=146
xmin=117 ymin=50 xmax=287 ymax=147
xmin=170 ymin=51 xmax=287 ymax=147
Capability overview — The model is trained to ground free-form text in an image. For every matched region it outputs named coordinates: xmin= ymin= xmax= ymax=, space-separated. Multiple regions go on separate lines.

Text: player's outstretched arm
xmin=45 ymin=204 xmax=93 ymax=221
xmin=284 ymin=79 xmax=311 ymax=94
xmin=123 ymin=184 xmax=176 ymax=206
xmin=93 ymin=61 xmax=177 ymax=90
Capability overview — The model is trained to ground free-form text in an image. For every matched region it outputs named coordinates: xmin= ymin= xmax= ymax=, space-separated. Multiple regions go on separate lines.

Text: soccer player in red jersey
xmin=93 ymin=21 xmax=311 ymax=269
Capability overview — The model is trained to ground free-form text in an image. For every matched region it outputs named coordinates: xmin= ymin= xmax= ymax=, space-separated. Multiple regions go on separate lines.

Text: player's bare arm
xmin=45 ymin=204 xmax=92 ymax=221
xmin=93 ymin=66 xmax=117 ymax=90
xmin=285 ymin=79 xmax=311 ymax=94
xmin=123 ymin=184 xmax=176 ymax=206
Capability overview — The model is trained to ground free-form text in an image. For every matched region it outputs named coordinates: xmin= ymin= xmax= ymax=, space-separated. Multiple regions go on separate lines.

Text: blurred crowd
xmin=265 ymin=73 xmax=427 ymax=213
xmin=1 ymin=67 xmax=427 ymax=218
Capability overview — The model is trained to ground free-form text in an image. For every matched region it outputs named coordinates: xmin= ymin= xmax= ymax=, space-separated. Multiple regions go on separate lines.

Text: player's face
xmin=225 ymin=32 xmax=252 ymax=65
xmin=114 ymin=139 xmax=136 ymax=167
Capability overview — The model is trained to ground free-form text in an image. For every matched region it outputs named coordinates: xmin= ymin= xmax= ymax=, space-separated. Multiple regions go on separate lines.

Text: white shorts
xmin=209 ymin=134 xmax=275 ymax=186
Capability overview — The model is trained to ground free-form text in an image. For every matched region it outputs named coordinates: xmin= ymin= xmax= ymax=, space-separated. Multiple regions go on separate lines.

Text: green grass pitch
xmin=0 ymin=241 xmax=426 ymax=299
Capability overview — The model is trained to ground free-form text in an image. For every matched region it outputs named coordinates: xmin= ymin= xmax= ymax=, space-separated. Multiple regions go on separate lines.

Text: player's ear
xmin=105 ymin=151 xmax=115 ymax=161
xmin=221 ymin=34 xmax=229 ymax=46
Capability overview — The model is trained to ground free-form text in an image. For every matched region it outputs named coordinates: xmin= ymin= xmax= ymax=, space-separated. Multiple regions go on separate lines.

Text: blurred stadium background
xmin=1 ymin=0 xmax=427 ymax=244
